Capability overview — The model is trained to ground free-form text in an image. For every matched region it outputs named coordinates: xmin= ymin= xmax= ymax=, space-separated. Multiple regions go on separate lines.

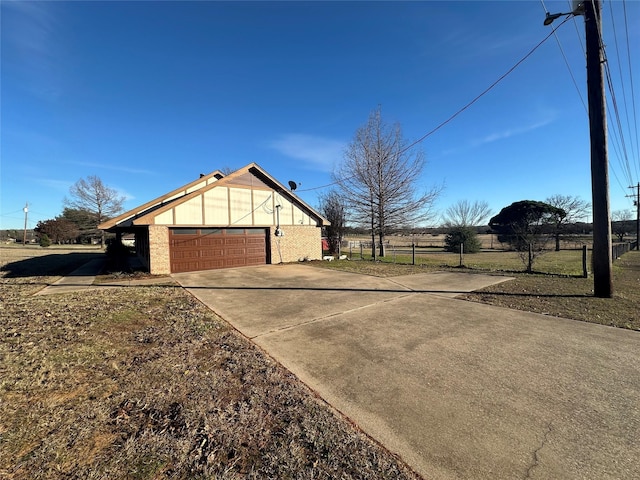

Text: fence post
xmin=360 ymin=243 xmax=363 ymax=260
xmin=582 ymin=245 xmax=588 ymax=278
xmin=412 ymin=242 xmax=416 ymax=266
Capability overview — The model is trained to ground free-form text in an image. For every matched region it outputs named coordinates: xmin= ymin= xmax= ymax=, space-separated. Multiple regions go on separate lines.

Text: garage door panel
xmin=200 ymin=259 xmax=227 ymax=269
xmin=172 ymin=250 xmax=199 ymax=260
xmin=226 ymin=258 xmax=248 ymax=267
xmin=200 ymin=237 xmax=225 ymax=247
xmin=169 ymin=228 xmax=267 ymax=273
xmin=172 ymin=260 xmax=200 ymax=273
xmin=225 ymin=237 xmax=247 ymax=246
xmin=200 ymin=247 xmax=225 ymax=256
xmin=171 ymin=238 xmax=200 ymax=248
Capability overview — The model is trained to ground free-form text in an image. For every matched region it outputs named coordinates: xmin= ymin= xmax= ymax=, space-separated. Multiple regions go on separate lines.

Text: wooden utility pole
xmin=585 ymin=0 xmax=613 ymax=298
xmin=22 ymin=203 xmax=29 ymax=245
xmin=627 ymin=183 xmax=640 ymax=250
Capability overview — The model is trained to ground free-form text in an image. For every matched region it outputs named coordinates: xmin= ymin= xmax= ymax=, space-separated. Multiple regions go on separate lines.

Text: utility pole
xmin=23 ymin=203 xmax=29 ymax=245
xmin=627 ymin=183 xmax=640 ymax=250
xmin=585 ymin=0 xmax=613 ymax=298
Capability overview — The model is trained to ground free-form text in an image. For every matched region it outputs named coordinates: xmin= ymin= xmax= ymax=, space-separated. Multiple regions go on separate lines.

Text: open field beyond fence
xmin=344 ymin=233 xmax=595 ymax=250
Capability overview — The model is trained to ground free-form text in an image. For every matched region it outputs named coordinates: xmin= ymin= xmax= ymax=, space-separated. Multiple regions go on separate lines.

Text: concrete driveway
xmin=173 ymin=264 xmax=640 ymax=479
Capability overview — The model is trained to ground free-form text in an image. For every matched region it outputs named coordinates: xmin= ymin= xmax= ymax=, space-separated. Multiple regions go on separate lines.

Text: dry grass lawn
xmin=0 ymin=247 xmax=419 ymax=479
xmin=461 ymin=251 xmax=640 ymax=331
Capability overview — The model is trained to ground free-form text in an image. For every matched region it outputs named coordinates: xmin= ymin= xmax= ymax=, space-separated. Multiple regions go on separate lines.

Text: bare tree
xmin=318 ymin=190 xmax=346 ymax=255
xmin=546 ymin=194 xmax=591 ymax=251
xmin=612 ymin=209 xmax=633 ymax=241
xmin=442 ymin=200 xmax=492 ymax=227
xmin=333 ymin=107 xmax=441 ymax=258
xmin=64 ymin=176 xmax=125 ymax=247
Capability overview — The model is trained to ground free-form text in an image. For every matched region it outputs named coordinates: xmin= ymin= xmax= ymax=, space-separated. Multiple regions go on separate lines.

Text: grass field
xmin=341 ymin=249 xmax=588 ymax=276
xmin=344 ymin=233 xmax=594 ymax=250
xmin=0 ymin=247 xmax=419 ymax=479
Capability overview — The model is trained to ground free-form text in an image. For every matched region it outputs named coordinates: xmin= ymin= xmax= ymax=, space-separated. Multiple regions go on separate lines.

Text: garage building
xmin=98 ymin=163 xmax=329 ymax=274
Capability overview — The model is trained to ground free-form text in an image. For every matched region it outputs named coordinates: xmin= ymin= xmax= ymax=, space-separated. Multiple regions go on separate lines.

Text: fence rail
xmin=338 ymin=240 xmax=638 ymax=277
xmin=612 ymin=241 xmax=636 ymax=260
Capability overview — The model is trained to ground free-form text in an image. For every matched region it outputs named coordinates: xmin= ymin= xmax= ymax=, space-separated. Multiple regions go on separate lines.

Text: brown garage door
xmin=169 ymin=228 xmax=267 ymax=273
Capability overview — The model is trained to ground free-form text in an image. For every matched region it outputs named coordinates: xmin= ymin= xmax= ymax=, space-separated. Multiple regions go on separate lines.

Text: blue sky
xmin=2 ymin=0 xmax=639 ymax=230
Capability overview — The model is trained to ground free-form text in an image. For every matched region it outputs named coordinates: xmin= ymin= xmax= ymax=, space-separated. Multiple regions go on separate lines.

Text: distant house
xmin=98 ymin=163 xmax=329 ymax=274
xmin=120 ymin=234 xmax=135 ymax=247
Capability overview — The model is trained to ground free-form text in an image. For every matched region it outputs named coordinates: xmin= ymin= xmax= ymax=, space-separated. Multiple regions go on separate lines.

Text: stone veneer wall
xmin=269 ymin=225 xmax=322 ymax=264
xmin=148 ymin=225 xmax=170 ymax=275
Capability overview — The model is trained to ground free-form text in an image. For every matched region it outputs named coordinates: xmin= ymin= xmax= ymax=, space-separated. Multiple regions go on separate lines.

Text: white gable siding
xmin=294 ymin=210 xmax=314 ymax=226
xmin=229 ymin=188 xmax=253 ymax=225
xmin=174 ymin=196 xmax=203 ymax=224
xmin=186 ymin=180 xmax=207 ymax=194
xmin=155 ymin=210 xmax=173 ymax=225
xmin=253 ymin=190 xmax=273 ymax=225
xmin=204 ymin=188 xmax=229 ymax=224
xmin=277 ymin=197 xmax=293 ymax=225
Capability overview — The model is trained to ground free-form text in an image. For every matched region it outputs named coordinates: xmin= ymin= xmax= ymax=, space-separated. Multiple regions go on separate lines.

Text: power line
xmin=607 ymin=0 xmax=639 ymax=180
xmin=567 ymin=0 xmax=586 ymax=56
xmin=540 ymin=0 xmax=588 ymax=113
xmin=298 ymin=20 xmax=567 ymax=193
xmin=622 ymin=0 xmax=640 ymax=180
xmin=590 ymin=0 xmax=637 ymax=198
xmin=398 ymin=18 xmax=570 ymax=156
xmin=545 ymin=0 xmax=632 ymax=202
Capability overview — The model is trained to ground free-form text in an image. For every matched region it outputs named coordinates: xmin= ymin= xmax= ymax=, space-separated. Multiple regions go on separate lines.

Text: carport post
xmin=459 ymin=242 xmax=464 ymax=267
xmin=412 ymin=243 xmax=415 ymax=265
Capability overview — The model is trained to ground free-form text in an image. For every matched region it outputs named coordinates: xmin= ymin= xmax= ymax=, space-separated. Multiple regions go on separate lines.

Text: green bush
xmin=39 ymin=233 xmax=51 ymax=248
xmin=444 ymin=227 xmax=482 ymax=253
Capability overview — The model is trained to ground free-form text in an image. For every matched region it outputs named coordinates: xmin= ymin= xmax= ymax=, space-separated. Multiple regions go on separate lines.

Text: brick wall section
xmin=148 ymin=225 xmax=171 ymax=274
xmin=270 ymin=225 xmax=322 ymax=263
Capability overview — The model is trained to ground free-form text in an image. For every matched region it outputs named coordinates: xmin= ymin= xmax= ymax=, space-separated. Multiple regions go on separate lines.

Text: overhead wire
xmin=621 ymin=0 xmax=640 ymax=180
xmin=298 ymin=18 xmax=568 ymax=192
xmin=567 ymin=0 xmax=586 ymax=56
xmin=540 ymin=0 xmax=588 ymax=113
xmin=543 ymin=0 xmax=637 ymax=208
xmin=590 ymin=0 xmax=637 ymax=206
xmin=607 ymin=0 xmax=639 ymax=181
